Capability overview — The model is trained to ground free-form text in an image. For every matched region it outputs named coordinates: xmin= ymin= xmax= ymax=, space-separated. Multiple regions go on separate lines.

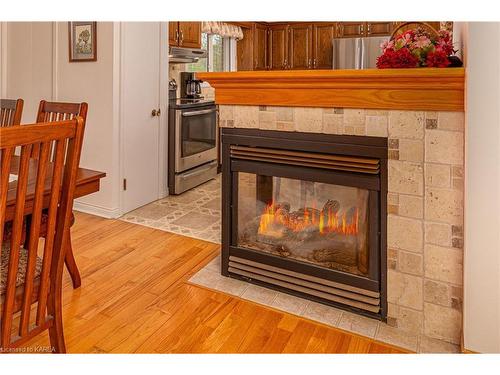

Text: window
xmin=187 ymin=33 xmax=236 ymax=72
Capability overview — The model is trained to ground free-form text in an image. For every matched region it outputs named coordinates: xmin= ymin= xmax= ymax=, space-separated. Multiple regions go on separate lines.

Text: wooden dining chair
xmin=0 ymin=99 xmax=24 ymax=127
xmin=0 ymin=117 xmax=84 ymax=352
xmin=28 ymin=100 xmax=88 ymax=289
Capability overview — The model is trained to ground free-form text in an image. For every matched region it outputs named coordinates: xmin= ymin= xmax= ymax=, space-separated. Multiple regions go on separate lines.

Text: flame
xmin=257 ymin=201 xmax=359 ymax=236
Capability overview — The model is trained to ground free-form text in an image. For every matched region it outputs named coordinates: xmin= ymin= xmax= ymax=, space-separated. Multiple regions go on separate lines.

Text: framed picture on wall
xmin=68 ymin=22 xmax=97 ymax=62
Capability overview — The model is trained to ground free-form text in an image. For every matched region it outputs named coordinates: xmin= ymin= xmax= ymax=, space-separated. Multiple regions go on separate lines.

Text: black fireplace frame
xmin=221 ymin=128 xmax=388 ymax=320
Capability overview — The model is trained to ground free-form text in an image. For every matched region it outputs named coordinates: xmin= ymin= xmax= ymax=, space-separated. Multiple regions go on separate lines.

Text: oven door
xmin=175 ymin=106 xmax=217 ymax=173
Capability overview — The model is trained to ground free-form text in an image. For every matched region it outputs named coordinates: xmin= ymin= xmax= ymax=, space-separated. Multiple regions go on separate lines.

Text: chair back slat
xmin=32 ymin=101 xmax=87 ymax=161
xmin=0 ymin=99 xmax=24 ymax=127
xmin=19 ymin=142 xmax=51 ymax=336
xmin=0 ymin=119 xmax=82 ymax=350
xmin=1 ymin=144 xmax=32 ymax=347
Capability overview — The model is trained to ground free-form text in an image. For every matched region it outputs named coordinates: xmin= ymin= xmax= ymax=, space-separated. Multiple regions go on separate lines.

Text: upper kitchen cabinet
xmin=269 ymin=24 xmax=289 ymax=70
xmin=366 ymin=22 xmax=393 ymax=36
xmin=336 ymin=22 xmax=366 ymax=38
xmin=312 ymin=23 xmax=336 ymax=69
xmin=169 ymin=22 xmax=202 ymax=48
xmin=288 ymin=23 xmax=313 ymax=70
xmin=236 ymin=26 xmax=255 ymax=71
xmin=253 ymin=23 xmax=269 ymax=70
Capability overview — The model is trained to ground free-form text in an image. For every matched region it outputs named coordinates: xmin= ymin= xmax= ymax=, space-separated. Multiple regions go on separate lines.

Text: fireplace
xmin=221 ymin=128 xmax=388 ymax=320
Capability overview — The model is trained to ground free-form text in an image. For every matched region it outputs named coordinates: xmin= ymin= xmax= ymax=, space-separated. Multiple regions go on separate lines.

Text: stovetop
xmin=169 ymin=97 xmax=215 ymax=109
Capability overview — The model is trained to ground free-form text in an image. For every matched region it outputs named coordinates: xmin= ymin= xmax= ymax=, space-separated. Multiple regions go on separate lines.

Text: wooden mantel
xmin=197 ymin=68 xmax=465 ymax=112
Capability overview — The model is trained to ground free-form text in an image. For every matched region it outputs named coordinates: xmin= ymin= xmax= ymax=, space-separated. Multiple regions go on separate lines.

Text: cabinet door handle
xmin=308 ymin=58 xmax=312 ymax=69
xmin=313 ymin=58 xmax=317 ymax=68
xmin=367 ymin=24 xmax=371 ymax=34
xmin=176 ymin=29 xmax=179 ymax=44
xmin=360 ymin=24 xmax=364 ymax=34
xmin=179 ymin=30 xmax=184 ymax=45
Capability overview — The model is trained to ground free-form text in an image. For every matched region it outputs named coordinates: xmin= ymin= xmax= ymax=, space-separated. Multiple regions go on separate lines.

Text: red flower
xmin=376 ymin=49 xmax=396 ymax=69
xmin=426 ymin=49 xmax=451 ymax=68
xmin=377 ymin=48 xmax=419 ymax=69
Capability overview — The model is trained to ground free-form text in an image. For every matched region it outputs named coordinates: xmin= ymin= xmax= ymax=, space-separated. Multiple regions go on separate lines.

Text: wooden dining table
xmin=4 ymin=155 xmax=106 ymax=221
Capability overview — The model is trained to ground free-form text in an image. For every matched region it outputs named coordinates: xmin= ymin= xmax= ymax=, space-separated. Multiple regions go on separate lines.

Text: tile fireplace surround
xmin=217 ymin=105 xmax=464 ymax=349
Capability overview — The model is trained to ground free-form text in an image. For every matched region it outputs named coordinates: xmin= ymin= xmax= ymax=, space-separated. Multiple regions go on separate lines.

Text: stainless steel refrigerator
xmin=332 ymin=36 xmax=389 ymax=69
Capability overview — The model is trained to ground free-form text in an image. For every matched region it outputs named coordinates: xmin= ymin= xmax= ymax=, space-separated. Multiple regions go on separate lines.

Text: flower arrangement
xmin=376 ymin=28 xmax=458 ymax=69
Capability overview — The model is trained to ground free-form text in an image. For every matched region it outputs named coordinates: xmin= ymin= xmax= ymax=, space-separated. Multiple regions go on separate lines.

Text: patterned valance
xmin=202 ymin=22 xmax=244 ymax=40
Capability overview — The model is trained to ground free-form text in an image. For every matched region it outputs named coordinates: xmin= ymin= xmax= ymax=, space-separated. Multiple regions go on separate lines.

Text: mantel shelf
xmin=197 ymin=68 xmax=465 ymax=112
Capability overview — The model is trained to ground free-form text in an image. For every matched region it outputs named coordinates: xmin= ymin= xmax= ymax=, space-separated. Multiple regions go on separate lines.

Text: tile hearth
xmin=120 ymin=175 xmax=221 ymax=244
xmin=189 ymin=255 xmax=460 ymax=353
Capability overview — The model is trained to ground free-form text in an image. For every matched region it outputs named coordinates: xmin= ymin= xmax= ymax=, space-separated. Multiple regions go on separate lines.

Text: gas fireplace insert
xmin=221 ymin=128 xmax=388 ymax=320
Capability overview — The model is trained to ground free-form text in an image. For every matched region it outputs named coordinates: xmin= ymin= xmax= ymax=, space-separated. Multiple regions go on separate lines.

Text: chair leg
xmin=65 ymin=233 xmax=82 ymax=289
xmin=48 ymin=284 xmax=66 ymax=353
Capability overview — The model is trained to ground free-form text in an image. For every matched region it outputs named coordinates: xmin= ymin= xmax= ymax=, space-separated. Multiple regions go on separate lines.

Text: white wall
xmin=3 ymin=22 xmax=121 ymax=218
xmin=464 ymin=22 xmax=500 ymax=353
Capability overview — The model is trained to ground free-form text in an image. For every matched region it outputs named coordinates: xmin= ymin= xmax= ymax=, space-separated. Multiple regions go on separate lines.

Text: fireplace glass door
xmin=237 ymin=172 xmax=371 ymax=277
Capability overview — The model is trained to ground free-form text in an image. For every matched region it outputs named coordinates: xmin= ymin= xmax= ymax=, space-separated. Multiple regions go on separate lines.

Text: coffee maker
xmin=180 ymin=72 xmax=203 ymax=99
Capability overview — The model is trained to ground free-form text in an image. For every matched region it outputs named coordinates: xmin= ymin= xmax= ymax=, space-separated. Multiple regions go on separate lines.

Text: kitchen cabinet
xmin=312 ymin=23 xmax=336 ymax=69
xmin=366 ymin=22 xmax=393 ymax=36
xmin=236 ymin=26 xmax=254 ymax=71
xmin=253 ymin=23 xmax=269 ymax=70
xmin=288 ymin=23 xmax=313 ymax=69
xmin=337 ymin=22 xmax=366 ymax=38
xmin=169 ymin=22 xmax=202 ymax=48
xmin=269 ymin=24 xmax=289 ymax=70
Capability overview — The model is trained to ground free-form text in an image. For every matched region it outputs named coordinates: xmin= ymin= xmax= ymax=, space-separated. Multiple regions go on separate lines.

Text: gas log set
xmin=239 ymin=199 xmax=368 ymax=276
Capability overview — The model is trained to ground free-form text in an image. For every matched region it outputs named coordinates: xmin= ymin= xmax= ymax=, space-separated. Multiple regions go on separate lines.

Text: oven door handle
xmin=181 ymin=108 xmax=216 ymax=117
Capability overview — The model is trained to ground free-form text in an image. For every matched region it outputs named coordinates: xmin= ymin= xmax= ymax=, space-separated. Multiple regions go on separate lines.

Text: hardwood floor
xmin=24 ymin=212 xmax=407 ymax=353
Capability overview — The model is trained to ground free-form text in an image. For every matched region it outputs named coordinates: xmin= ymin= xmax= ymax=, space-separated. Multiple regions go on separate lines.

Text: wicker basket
xmin=390 ymin=22 xmax=439 ymax=41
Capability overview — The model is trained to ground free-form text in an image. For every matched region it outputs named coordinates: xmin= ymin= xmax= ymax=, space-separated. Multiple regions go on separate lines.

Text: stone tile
xmin=295 ymin=107 xmax=323 ymax=133
xmin=438 ymin=112 xmax=465 ymax=132
xmin=388 ymin=111 xmax=424 ymax=140
xmin=451 ymin=225 xmax=463 ymax=237
xmin=171 ymin=211 xmax=220 ymax=232
xmin=241 ymin=284 xmax=278 ymax=305
xmin=338 ymin=311 xmax=379 ymax=338
xmin=322 ymin=114 xmax=343 ymax=134
xmin=218 ymin=105 xmax=234 ymax=121
xmin=390 ymin=306 xmax=424 ymax=334
xmin=388 ymin=138 xmax=399 ymax=149
xmin=375 ymin=324 xmax=418 ymax=351
xmin=213 ymin=275 xmax=249 ymax=296
xmin=399 ymin=251 xmax=423 ymax=276
xmin=424 ymin=244 xmax=463 ymax=285
xmin=300 ymin=301 xmax=343 ymax=327
xmin=425 ymin=163 xmax=451 ymax=188
xmin=271 ymin=106 xmax=294 ymax=122
xmin=388 ymin=193 xmax=399 ymax=206
xmin=259 ymin=111 xmax=277 ymax=130
xmin=425 ymin=222 xmax=451 ymax=247
xmin=343 ymin=108 xmax=365 ymax=126
xmin=128 ymin=203 xmax=172 ymax=220
xmin=425 ymin=130 xmax=464 ymax=165
xmin=165 ymin=190 xmax=205 ymax=204
xmin=398 ymin=195 xmax=423 ymax=219
xmin=388 ymin=215 xmax=423 ymax=253
xmin=387 ymin=269 xmax=423 ymax=310
xmin=388 ymin=150 xmax=399 ymax=160
xmin=424 ymin=279 xmax=451 ymax=307
xmin=233 ymin=105 xmax=259 ymax=128
xmin=424 ymin=302 xmax=462 ymax=344
xmin=204 ymin=255 xmax=221 ymax=273
xmin=366 ymin=109 xmax=388 ymax=116
xmin=271 ymin=292 xmax=308 ymax=316
xmin=425 ymin=188 xmax=463 ymax=225
xmin=425 ymin=118 xmax=437 ymax=129
xmin=276 ymin=121 xmax=295 ymax=131
xmin=388 ymin=160 xmax=424 ymax=196
xmin=201 ymin=197 xmax=221 ymax=211
xmin=365 ymin=115 xmax=388 ymax=137
xmin=189 ymin=268 xmax=223 ymax=288
xmin=398 ymin=139 xmax=424 ymax=162
xmin=418 ymin=335 xmax=460 ymax=353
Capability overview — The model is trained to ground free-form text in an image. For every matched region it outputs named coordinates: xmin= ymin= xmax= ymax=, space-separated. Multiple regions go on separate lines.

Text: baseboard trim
xmin=73 ymin=201 xmax=121 ymax=219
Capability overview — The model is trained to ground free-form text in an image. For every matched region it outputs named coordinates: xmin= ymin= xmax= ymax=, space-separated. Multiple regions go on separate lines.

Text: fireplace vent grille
xmin=230 ymin=145 xmax=380 ymax=174
xmin=228 ymin=256 xmax=380 ymax=314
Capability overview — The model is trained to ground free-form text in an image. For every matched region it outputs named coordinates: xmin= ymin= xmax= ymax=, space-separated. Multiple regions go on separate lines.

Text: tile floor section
xmin=120 ymin=175 xmax=222 ymax=244
xmin=189 ymin=255 xmax=460 ymax=354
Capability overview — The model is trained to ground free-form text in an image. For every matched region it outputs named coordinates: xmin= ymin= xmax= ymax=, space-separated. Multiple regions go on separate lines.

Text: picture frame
xmin=68 ymin=22 xmax=97 ymax=62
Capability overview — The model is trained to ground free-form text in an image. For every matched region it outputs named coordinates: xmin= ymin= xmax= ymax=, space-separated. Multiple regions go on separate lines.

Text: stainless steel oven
xmin=175 ymin=105 xmax=217 ymax=173
xmin=168 ymin=97 xmax=218 ymax=195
